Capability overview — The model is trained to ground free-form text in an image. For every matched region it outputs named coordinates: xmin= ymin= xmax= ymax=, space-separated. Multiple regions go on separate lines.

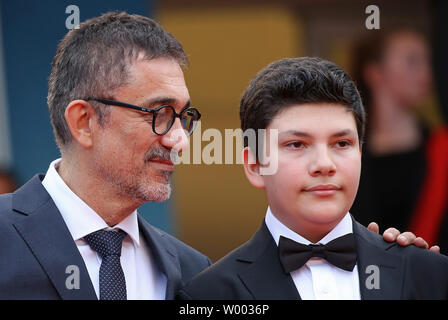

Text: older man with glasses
xmin=0 ymin=11 xmax=210 ymax=300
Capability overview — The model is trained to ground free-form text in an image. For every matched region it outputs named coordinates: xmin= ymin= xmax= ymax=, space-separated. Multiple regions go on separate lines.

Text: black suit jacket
xmin=0 ymin=175 xmax=211 ymax=300
xmin=177 ymin=218 xmax=448 ymax=300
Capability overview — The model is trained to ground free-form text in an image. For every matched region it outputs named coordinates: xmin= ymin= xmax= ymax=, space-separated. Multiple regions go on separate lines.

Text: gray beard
xmin=98 ymin=164 xmax=172 ymax=203
xmin=95 ymin=146 xmax=174 ymax=203
xmin=96 ymin=158 xmax=173 ymax=203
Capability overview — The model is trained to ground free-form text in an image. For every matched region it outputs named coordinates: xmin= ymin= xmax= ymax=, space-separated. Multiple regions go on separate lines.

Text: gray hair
xmin=47 ymin=11 xmax=188 ymax=150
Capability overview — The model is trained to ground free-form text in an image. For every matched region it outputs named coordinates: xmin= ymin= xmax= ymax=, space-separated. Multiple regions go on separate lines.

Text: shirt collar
xmin=265 ymin=206 xmax=353 ymax=246
xmin=41 ymin=158 xmax=141 ymax=247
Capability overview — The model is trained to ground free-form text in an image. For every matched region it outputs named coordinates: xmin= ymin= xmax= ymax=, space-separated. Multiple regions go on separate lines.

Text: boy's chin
xmin=302 ymin=207 xmax=347 ymax=225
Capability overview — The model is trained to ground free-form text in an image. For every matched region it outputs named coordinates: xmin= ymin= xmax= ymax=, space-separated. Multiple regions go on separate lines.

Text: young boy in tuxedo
xmin=177 ymin=57 xmax=448 ymax=300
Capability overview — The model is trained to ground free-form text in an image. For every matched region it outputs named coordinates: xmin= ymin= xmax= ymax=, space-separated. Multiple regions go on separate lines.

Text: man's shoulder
xmin=185 ymin=222 xmax=272 ymax=280
xmin=138 ymin=216 xmax=211 ymax=267
xmin=0 ymin=192 xmax=12 ymax=206
xmin=156 ymin=225 xmax=208 ymax=259
xmin=0 ymin=192 xmax=14 ymax=221
xmin=191 ymin=239 xmax=249 ymax=278
xmin=176 ymin=232 xmax=263 ymax=300
xmin=0 ymin=174 xmax=47 ymax=219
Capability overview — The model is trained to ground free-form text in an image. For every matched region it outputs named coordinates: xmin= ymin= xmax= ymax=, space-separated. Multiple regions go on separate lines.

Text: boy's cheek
xmin=342 ymin=165 xmax=362 ymax=197
xmin=339 ymin=154 xmax=361 ymax=174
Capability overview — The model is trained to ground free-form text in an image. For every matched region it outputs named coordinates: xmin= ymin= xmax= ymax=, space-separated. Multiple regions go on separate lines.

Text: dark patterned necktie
xmin=84 ymin=229 xmax=127 ymax=300
xmin=278 ymin=233 xmax=357 ymax=273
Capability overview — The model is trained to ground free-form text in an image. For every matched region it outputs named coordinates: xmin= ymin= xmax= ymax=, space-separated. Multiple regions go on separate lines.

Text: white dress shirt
xmin=265 ymin=207 xmax=361 ymax=300
xmin=42 ymin=158 xmax=167 ymax=300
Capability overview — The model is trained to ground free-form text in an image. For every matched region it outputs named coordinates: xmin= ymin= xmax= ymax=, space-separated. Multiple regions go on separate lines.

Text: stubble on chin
xmin=94 ymin=159 xmax=173 ymax=204
xmin=138 ymin=169 xmax=173 ymax=202
xmin=94 ymin=144 xmax=176 ymax=203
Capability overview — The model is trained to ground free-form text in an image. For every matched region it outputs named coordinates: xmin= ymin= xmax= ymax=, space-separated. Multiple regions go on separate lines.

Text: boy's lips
xmin=303 ymin=184 xmax=341 ymax=196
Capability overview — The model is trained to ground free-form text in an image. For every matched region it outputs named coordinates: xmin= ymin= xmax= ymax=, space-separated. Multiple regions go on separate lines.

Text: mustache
xmin=144 ymin=147 xmax=180 ymax=163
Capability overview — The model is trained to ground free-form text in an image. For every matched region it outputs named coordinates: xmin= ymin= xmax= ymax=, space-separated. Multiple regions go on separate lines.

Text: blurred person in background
xmin=351 ymin=28 xmax=448 ymax=253
xmin=0 ymin=169 xmax=16 ymax=194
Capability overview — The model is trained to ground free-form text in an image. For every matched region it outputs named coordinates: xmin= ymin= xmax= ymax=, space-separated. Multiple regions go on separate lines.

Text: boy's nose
xmin=309 ymin=146 xmax=336 ymax=177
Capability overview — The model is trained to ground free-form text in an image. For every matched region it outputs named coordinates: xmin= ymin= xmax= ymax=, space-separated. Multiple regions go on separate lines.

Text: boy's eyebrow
xmin=279 ymin=129 xmax=356 ymax=138
xmin=331 ymin=129 xmax=357 ymax=137
xmin=279 ymin=130 xmax=311 ymax=138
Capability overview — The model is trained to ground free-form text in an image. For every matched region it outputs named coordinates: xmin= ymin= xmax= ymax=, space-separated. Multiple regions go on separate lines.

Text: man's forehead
xmin=129 ymin=57 xmax=185 ymax=80
xmin=117 ymin=57 xmax=190 ymax=107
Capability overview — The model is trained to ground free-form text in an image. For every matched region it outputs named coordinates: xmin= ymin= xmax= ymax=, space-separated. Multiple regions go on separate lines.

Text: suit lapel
xmin=138 ymin=216 xmax=182 ymax=300
xmin=13 ymin=176 xmax=185 ymax=300
xmin=352 ymin=220 xmax=405 ymax=299
xmin=236 ymin=222 xmax=300 ymax=300
xmin=12 ymin=175 xmax=97 ymax=300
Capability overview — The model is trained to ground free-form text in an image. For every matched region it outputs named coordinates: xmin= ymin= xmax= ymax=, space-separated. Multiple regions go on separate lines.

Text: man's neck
xmin=57 ymin=158 xmax=139 ymax=226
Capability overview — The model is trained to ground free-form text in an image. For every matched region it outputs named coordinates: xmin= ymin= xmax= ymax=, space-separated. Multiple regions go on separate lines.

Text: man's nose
xmin=160 ymin=118 xmax=190 ymax=154
xmin=308 ymin=145 xmax=336 ymax=177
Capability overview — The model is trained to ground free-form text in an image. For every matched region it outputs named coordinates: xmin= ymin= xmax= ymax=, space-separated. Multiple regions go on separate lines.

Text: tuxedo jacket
xmin=177 ymin=218 xmax=448 ymax=300
xmin=0 ymin=175 xmax=211 ymax=300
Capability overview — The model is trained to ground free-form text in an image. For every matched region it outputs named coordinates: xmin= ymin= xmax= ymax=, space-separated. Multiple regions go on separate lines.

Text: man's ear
xmin=242 ymin=147 xmax=265 ymax=189
xmin=64 ymin=100 xmax=96 ymax=149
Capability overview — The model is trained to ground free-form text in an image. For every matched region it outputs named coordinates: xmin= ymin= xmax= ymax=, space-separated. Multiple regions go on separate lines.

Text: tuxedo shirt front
xmin=265 ymin=207 xmax=361 ymax=300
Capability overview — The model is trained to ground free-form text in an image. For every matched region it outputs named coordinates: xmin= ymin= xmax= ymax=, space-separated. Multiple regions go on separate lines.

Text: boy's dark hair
xmin=240 ymin=57 xmax=366 ymax=152
xmin=48 ymin=11 xmax=187 ymax=150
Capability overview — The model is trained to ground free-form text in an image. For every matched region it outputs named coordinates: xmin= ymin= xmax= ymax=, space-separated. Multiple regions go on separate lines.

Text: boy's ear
xmin=64 ymin=100 xmax=96 ymax=149
xmin=242 ymin=147 xmax=265 ymax=189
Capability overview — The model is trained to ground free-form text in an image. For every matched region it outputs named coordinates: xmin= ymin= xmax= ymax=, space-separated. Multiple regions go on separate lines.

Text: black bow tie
xmin=278 ymin=233 xmax=357 ymax=273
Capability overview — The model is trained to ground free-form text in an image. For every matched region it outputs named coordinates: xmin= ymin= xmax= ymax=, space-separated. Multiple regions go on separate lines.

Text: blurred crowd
xmin=350 ymin=27 xmax=448 ymax=252
xmin=0 ymin=169 xmax=16 ymax=194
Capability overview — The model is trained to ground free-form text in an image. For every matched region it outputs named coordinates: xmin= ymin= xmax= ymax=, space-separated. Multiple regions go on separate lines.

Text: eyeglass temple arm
xmin=84 ymin=97 xmax=155 ymax=113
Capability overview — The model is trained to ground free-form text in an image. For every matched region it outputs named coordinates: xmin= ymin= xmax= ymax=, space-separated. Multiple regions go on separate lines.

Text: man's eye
xmin=142 ymin=114 xmax=154 ymax=123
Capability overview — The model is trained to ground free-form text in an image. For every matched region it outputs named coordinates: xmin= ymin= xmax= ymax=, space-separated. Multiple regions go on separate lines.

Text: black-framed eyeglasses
xmin=83 ymin=97 xmax=201 ymax=136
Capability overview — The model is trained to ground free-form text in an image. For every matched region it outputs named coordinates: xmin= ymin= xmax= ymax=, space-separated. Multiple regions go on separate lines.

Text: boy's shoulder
xmin=177 ymin=221 xmax=288 ymax=300
xmin=179 ymin=219 xmax=448 ymax=300
xmin=353 ymin=219 xmax=448 ymax=299
xmin=353 ymin=219 xmax=448 ymax=264
xmin=180 ymin=224 xmax=269 ymax=283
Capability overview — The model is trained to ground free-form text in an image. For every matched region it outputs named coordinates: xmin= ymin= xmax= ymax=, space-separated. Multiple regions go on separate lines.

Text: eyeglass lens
xmin=154 ymin=106 xmax=199 ymax=135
